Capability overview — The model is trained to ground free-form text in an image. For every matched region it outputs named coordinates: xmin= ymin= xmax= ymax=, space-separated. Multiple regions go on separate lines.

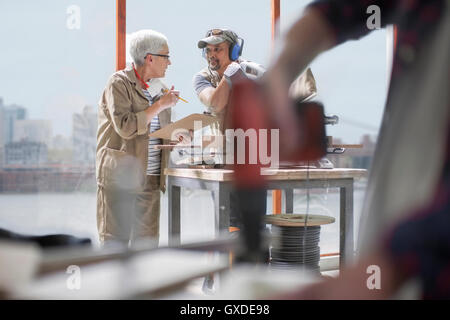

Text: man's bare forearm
xmin=272 ymin=7 xmax=335 ymax=84
xmin=199 ymin=78 xmax=231 ymax=113
xmin=263 ymin=7 xmax=336 ymax=156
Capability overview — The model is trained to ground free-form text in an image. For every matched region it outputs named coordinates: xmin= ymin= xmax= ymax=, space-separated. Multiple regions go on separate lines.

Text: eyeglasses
xmin=146 ymin=53 xmax=170 ymax=59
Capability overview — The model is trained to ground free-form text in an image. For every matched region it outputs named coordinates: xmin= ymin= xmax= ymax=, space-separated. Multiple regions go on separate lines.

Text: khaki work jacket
xmin=96 ymin=66 xmax=171 ymax=192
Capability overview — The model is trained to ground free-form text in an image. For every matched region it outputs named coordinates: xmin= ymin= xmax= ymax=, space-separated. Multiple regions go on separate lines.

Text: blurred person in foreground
xmin=96 ymin=29 xmax=180 ymax=246
xmin=265 ymin=0 xmax=449 ymax=299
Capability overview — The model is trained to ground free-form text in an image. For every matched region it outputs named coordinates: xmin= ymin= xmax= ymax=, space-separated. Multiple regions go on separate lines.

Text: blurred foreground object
xmin=225 ymin=77 xmax=327 ymax=263
xmin=0 ymin=241 xmax=41 ymax=294
xmin=264 ymin=0 xmax=450 ymax=299
xmin=0 ymin=228 xmax=91 ymax=249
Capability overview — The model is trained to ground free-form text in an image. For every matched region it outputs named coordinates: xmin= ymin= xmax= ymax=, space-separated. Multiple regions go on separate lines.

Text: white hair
xmin=129 ymin=29 xmax=168 ymax=66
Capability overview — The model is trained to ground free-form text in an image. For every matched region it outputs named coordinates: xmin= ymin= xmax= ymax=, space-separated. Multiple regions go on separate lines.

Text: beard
xmin=208 ymin=58 xmax=221 ymax=71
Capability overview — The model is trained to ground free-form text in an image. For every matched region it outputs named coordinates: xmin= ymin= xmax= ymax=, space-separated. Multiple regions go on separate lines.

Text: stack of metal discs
xmin=270 ymin=225 xmax=321 ymax=273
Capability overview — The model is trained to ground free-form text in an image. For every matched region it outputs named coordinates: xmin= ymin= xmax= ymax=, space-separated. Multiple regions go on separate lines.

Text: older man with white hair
xmin=96 ymin=29 xmax=179 ymax=245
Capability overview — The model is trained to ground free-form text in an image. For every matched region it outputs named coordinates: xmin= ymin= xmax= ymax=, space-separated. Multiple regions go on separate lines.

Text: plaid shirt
xmin=309 ymin=0 xmax=449 ymax=299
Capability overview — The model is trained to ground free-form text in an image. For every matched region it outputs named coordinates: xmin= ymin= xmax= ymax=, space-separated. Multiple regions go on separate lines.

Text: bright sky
xmin=0 ymin=0 xmax=387 ymax=144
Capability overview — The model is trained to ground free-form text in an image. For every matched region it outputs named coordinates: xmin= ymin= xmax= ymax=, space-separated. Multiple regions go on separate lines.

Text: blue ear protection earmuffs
xmin=229 ymin=37 xmax=244 ymax=61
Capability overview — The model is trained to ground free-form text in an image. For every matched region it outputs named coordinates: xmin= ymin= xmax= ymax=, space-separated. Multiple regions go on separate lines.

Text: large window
xmin=0 ymin=1 xmax=387 ymax=254
xmin=0 ymin=1 xmax=115 ymax=243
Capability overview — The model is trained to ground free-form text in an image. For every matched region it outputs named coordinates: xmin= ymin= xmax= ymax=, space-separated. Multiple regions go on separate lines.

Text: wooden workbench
xmin=165 ymin=168 xmax=366 ymax=267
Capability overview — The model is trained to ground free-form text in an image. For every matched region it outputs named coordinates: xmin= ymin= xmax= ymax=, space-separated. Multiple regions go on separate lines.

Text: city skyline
xmin=0 ymin=96 xmax=95 ymax=146
xmin=0 ymin=94 xmax=379 ymax=147
xmin=0 ymin=97 xmax=97 ymax=168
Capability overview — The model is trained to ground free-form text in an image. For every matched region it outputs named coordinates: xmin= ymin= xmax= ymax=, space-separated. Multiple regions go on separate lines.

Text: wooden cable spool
xmin=265 ymin=214 xmax=335 ymax=273
xmin=266 ymin=214 xmax=335 ymax=227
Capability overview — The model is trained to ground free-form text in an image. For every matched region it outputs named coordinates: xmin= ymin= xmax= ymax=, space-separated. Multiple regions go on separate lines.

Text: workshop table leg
xmin=168 ymin=180 xmax=181 ymax=246
xmin=339 ymin=180 xmax=354 ymax=267
xmin=284 ymin=189 xmax=294 ymax=213
xmin=213 ymin=184 xmax=230 ymax=237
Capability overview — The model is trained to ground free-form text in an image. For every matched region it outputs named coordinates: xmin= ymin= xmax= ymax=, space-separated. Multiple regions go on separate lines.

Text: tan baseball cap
xmin=197 ymin=29 xmax=238 ymax=48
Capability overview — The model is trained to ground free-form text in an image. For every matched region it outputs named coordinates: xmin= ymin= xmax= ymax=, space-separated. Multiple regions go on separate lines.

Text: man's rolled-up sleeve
xmin=193 ymin=73 xmax=213 ymax=96
xmin=105 ymin=78 xmax=148 ymax=139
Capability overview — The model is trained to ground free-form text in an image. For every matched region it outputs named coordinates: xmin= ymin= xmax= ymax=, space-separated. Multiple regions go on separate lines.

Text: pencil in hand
xmin=163 ymin=89 xmax=188 ymax=103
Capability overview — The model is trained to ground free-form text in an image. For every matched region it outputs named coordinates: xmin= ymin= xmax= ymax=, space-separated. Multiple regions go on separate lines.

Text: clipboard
xmin=149 ymin=113 xmax=219 ymax=140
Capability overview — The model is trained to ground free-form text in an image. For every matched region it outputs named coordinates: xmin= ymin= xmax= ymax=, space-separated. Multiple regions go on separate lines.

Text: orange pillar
xmin=271 ymin=0 xmax=280 ymax=43
xmin=393 ymin=25 xmax=398 ymax=53
xmin=116 ymin=0 xmax=126 ymax=71
xmin=271 ymin=0 xmax=282 ymax=214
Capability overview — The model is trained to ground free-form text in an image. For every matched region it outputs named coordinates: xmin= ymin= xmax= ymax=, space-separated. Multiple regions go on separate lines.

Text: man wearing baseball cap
xmin=193 ymin=28 xmax=266 ymax=133
xmin=192 ymin=29 xmax=268 ymax=293
xmin=192 ymin=28 xmax=267 ymax=230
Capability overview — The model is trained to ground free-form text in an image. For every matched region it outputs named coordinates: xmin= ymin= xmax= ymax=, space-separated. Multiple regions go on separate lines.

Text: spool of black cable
xmin=270 ymin=225 xmax=321 ymax=273
xmin=265 ymin=214 xmax=335 ymax=274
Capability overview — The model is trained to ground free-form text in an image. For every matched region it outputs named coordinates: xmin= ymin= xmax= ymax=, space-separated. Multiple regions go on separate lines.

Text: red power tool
xmin=226 ymin=77 xmax=327 ymax=187
xmin=223 ymin=76 xmax=327 ymax=263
